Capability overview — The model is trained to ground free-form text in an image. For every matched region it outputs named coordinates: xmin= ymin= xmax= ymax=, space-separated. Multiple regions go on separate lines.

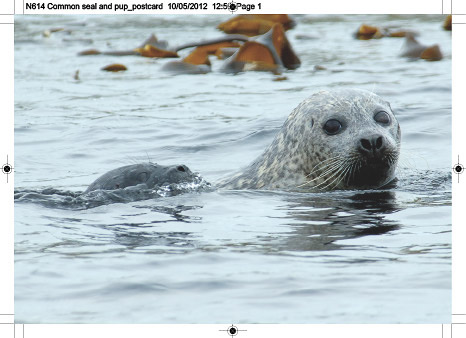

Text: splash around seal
xmin=217 ymin=88 xmax=401 ymax=191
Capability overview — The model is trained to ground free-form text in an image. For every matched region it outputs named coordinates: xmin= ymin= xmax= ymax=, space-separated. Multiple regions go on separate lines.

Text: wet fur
xmin=217 ymin=88 xmax=400 ymax=190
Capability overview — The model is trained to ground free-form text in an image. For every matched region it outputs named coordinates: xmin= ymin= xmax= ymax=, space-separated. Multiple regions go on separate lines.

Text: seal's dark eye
xmin=374 ymin=111 xmax=390 ymax=125
xmin=323 ymin=119 xmax=342 ymax=135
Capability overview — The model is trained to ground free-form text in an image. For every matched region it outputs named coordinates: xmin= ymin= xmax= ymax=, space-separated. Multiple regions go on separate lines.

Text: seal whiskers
xmin=311 ymin=155 xmax=359 ymax=190
xmin=314 ymin=161 xmax=352 ymax=190
xmin=297 ymin=156 xmax=345 ymax=188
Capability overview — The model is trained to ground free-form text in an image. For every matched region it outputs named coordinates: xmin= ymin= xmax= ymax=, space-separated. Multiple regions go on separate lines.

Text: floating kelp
xmin=221 ymin=41 xmax=280 ymax=74
xmin=400 ymin=34 xmax=443 ymax=61
xmin=216 ymin=47 xmax=238 ymax=59
xmin=161 ymin=47 xmax=212 ymax=74
xmin=101 ymin=63 xmax=127 ymax=72
xmin=443 ymin=15 xmax=452 ymax=31
xmin=419 ymin=45 xmax=443 ymax=61
xmin=251 ymin=14 xmax=296 ymax=30
xmin=314 ymin=65 xmax=327 ymax=71
xmin=139 ymin=33 xmax=169 ymax=50
xmin=221 ymin=23 xmax=300 ymax=74
xmin=355 ymin=24 xmax=418 ymax=39
xmin=135 ymin=44 xmax=179 ymax=58
xmin=182 ymin=48 xmax=211 ymax=66
xmin=77 ymin=21 xmax=300 ymax=75
xmin=266 ymin=23 xmax=300 ymax=70
xmin=386 ymin=30 xmax=419 ymax=38
xmin=175 ymin=38 xmax=244 ymax=60
xmin=78 ymin=33 xmax=172 ymax=57
xmin=273 ymin=76 xmax=288 ymax=81
xmin=161 ymin=40 xmax=243 ymax=74
xmin=234 ymin=41 xmax=277 ymax=64
xmin=196 ymin=41 xmax=241 ymax=59
xmin=78 ymin=48 xmax=101 ymax=56
xmin=354 ymin=24 xmax=384 ymax=40
xmin=217 ymin=14 xmax=295 ymax=36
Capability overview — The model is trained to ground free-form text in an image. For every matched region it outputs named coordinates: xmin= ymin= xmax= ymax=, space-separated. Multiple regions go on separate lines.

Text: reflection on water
xmin=282 ymin=190 xmax=400 ymax=252
xmin=16 ymin=167 xmax=449 ymax=256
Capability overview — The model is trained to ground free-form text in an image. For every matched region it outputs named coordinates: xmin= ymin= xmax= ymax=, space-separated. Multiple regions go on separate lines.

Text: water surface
xmin=14 ymin=14 xmax=451 ymax=323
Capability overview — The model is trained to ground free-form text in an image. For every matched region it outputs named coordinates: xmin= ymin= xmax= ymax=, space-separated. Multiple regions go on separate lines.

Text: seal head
xmin=217 ymin=88 xmax=401 ymax=191
xmin=84 ymin=163 xmax=195 ymax=193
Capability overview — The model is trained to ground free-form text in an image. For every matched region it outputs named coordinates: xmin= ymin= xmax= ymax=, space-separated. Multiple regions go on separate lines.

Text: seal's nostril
xmin=375 ymin=136 xmax=383 ymax=149
xmin=360 ymin=138 xmax=372 ymax=151
xmin=360 ymin=136 xmax=384 ymax=153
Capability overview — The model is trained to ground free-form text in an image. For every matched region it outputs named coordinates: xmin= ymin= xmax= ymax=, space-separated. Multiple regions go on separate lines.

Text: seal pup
xmin=217 ymin=88 xmax=401 ymax=191
xmin=84 ymin=163 xmax=195 ymax=193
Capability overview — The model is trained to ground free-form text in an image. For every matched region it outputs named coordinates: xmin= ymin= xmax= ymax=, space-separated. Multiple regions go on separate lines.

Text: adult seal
xmin=216 ymin=88 xmax=401 ymax=190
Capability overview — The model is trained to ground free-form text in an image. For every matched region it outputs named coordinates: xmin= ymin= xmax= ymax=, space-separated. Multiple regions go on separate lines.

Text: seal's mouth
xmin=348 ymin=159 xmax=393 ymax=188
xmin=301 ymin=150 xmax=398 ymax=191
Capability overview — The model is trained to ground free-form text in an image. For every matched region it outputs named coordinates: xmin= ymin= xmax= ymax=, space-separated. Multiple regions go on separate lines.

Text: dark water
xmin=14 ymin=14 xmax=451 ymax=323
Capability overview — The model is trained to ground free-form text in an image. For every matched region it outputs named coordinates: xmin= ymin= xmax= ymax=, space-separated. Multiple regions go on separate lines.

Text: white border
xmin=452 ymin=15 xmax=465 ymax=316
xmin=0 ymin=12 xmax=14 ymax=318
xmin=3 ymin=0 xmax=463 ymax=337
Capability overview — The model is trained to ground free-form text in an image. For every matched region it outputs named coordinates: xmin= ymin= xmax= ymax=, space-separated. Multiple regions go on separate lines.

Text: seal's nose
xmin=359 ymin=135 xmax=385 ymax=156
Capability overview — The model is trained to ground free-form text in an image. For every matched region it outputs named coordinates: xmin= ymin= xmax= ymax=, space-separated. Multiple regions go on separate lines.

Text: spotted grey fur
xmin=216 ymin=88 xmax=401 ymax=190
